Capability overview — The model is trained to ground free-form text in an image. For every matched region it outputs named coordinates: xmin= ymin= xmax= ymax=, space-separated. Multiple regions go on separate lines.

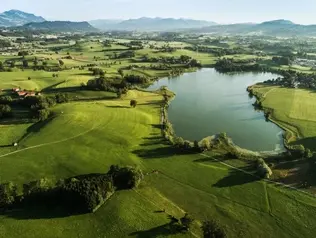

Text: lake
xmin=147 ymin=68 xmax=284 ymax=152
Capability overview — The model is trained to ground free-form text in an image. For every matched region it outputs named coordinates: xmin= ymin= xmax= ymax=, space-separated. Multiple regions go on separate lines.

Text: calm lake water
xmin=147 ymin=68 xmax=284 ymax=152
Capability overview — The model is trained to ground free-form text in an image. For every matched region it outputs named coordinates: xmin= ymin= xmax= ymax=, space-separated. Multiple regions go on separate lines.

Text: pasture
xmin=1 ymin=37 xmax=316 ymax=238
xmin=0 ymin=89 xmax=316 ymax=237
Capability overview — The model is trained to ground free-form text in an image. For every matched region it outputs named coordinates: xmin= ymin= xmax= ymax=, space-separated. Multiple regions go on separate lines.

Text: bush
xmin=130 ymin=100 xmax=137 ymax=108
xmin=202 ymin=220 xmax=227 ymax=238
xmin=0 ymin=96 xmax=13 ymax=104
xmin=37 ymin=109 xmax=51 ymax=121
xmin=108 ymin=165 xmax=143 ymax=189
xmin=257 ymin=158 xmax=272 ymax=179
xmin=55 ymin=93 xmax=69 ymax=103
xmin=0 ymin=182 xmax=17 ymax=207
xmin=180 ymin=213 xmax=194 ymax=231
xmin=290 ymin=144 xmax=306 ymax=158
xmin=0 ymin=104 xmax=12 ymax=118
xmin=200 ymin=138 xmax=211 ymax=151
xmin=304 ymin=148 xmax=313 ymax=159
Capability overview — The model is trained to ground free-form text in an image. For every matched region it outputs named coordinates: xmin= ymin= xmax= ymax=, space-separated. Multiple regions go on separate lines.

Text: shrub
xmin=130 ymin=99 xmax=137 ymax=108
xmin=108 ymin=165 xmax=143 ymax=189
xmin=0 ymin=182 xmax=17 ymax=207
xmin=0 ymin=96 xmax=13 ymax=104
xmin=55 ymin=93 xmax=69 ymax=103
xmin=37 ymin=109 xmax=51 ymax=121
xmin=202 ymin=220 xmax=227 ymax=238
xmin=304 ymin=148 xmax=313 ymax=159
xmin=290 ymin=144 xmax=306 ymax=158
xmin=180 ymin=213 xmax=194 ymax=231
xmin=173 ymin=137 xmax=185 ymax=148
xmin=257 ymin=158 xmax=272 ymax=179
xmin=200 ymin=138 xmax=211 ymax=151
xmin=0 ymin=104 xmax=12 ymax=118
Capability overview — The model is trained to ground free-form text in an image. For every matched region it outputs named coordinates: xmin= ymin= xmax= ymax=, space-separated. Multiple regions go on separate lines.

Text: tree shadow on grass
xmin=139 ymin=100 xmax=162 ymax=106
xmin=290 ymin=136 xmax=316 ymax=151
xmin=1 ymin=205 xmax=81 ymax=220
xmin=129 ymin=223 xmax=181 ymax=238
xmin=17 ymin=116 xmax=55 ymax=143
xmin=133 ymin=146 xmax=187 ymax=159
xmin=106 ymin=105 xmax=130 ymax=109
xmin=213 ymin=165 xmax=259 ymax=188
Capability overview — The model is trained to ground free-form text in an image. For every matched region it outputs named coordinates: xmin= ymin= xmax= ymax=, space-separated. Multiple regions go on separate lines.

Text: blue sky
xmin=0 ymin=0 xmax=316 ymax=24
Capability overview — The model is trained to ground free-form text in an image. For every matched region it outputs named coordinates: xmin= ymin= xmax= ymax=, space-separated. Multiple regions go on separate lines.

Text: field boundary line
xmin=199 ymin=153 xmax=314 ymax=197
xmin=133 ymin=189 xmax=200 ymax=238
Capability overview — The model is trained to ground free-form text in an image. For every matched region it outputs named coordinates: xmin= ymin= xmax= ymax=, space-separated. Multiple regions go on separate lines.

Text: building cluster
xmin=12 ymin=88 xmax=40 ymax=97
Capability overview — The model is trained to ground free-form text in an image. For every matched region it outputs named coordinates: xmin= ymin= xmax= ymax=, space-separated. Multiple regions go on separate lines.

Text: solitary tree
xmin=130 ymin=100 xmax=137 ymax=108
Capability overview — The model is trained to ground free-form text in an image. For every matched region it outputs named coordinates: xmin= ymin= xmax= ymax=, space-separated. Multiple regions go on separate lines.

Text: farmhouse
xmin=17 ymin=91 xmax=27 ymax=97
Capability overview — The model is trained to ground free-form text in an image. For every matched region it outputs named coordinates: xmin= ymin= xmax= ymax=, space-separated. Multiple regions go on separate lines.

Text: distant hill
xmin=89 ymin=19 xmax=123 ymax=30
xmin=89 ymin=17 xmax=217 ymax=31
xmin=20 ymin=21 xmax=98 ymax=32
xmin=0 ymin=9 xmax=45 ymax=27
xmin=192 ymin=19 xmax=316 ymax=36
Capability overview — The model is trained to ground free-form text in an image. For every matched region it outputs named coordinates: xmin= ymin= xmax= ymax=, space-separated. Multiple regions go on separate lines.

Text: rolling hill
xmin=89 ymin=17 xmax=217 ymax=31
xmin=193 ymin=19 xmax=316 ymax=36
xmin=0 ymin=10 xmax=45 ymax=27
xmin=19 ymin=21 xmax=98 ymax=32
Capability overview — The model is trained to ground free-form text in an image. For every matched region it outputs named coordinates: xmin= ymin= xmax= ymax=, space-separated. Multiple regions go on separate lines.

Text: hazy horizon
xmin=0 ymin=0 xmax=316 ymax=25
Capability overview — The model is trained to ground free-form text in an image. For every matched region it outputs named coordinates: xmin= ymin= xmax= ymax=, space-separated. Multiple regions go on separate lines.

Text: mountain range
xmin=0 ymin=10 xmax=45 ymax=27
xmin=2 ymin=10 xmax=316 ymax=36
xmin=193 ymin=20 xmax=316 ymax=36
xmin=20 ymin=21 xmax=97 ymax=32
xmin=89 ymin=17 xmax=217 ymax=31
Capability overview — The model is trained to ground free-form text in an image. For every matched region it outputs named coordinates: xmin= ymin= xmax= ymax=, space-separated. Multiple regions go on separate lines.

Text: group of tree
xmin=112 ymin=50 xmax=135 ymax=59
xmin=272 ymin=56 xmax=292 ymax=66
xmin=19 ymin=94 xmax=69 ymax=121
xmin=89 ymin=67 xmax=105 ymax=77
xmin=124 ymin=74 xmax=149 ymax=84
xmin=0 ymin=39 xmax=11 ymax=48
xmin=215 ymin=58 xmax=268 ymax=73
xmin=263 ymin=70 xmax=316 ymax=89
xmin=140 ymin=55 xmax=201 ymax=67
xmin=18 ymin=51 xmax=29 ymax=57
xmin=0 ymin=165 xmax=143 ymax=214
xmin=185 ymin=45 xmax=249 ymax=57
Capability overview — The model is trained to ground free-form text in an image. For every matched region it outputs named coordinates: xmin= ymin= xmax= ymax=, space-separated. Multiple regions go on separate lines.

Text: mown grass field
xmin=0 ymin=89 xmax=316 ymax=237
xmin=1 ymin=39 xmax=316 ymax=237
xmin=252 ymin=85 xmax=316 ymax=149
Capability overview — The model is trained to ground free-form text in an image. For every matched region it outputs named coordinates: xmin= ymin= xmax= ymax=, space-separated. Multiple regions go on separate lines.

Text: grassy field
xmin=251 ymin=85 xmax=316 ymax=149
xmin=0 ymin=89 xmax=316 ymax=237
xmin=1 ymin=38 xmax=316 ymax=237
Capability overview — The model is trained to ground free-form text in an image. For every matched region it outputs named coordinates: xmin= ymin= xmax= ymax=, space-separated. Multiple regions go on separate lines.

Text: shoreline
xmin=247 ymin=84 xmax=299 ymax=150
xmin=146 ymin=68 xmax=286 ymax=155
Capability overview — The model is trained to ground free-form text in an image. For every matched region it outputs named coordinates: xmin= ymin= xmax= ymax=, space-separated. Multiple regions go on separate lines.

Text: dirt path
xmin=0 ymin=122 xmax=100 ymax=160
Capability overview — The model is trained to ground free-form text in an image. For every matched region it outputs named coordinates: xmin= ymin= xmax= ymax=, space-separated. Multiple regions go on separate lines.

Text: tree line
xmin=0 ymin=165 xmax=143 ymax=214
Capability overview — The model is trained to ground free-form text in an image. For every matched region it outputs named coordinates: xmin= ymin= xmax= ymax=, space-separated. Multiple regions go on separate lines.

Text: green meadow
xmin=0 ymin=89 xmax=316 ymax=237
xmin=0 ymin=39 xmax=316 ymax=238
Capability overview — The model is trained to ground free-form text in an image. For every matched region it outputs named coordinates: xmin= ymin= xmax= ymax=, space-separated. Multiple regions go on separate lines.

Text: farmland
xmin=0 ymin=33 xmax=316 ymax=238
